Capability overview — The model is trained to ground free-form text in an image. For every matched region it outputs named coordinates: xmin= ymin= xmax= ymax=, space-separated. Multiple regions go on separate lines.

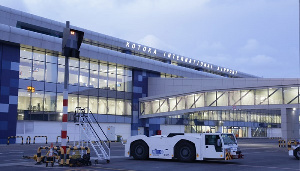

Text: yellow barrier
xmin=35 ymin=146 xmax=64 ymax=165
xmin=33 ymin=136 xmax=48 ymax=144
xmin=278 ymin=139 xmax=286 ymax=147
xmin=56 ymin=136 xmax=70 ymax=144
xmin=7 ymin=136 xmax=23 ymax=145
xmin=26 ymin=136 xmax=31 ymax=144
xmin=65 ymin=146 xmax=90 ymax=166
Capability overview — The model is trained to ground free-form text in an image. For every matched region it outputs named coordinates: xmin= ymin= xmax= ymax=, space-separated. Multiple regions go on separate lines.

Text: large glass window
xmin=255 ymin=89 xmax=268 ymax=105
xmin=80 ymin=58 xmax=89 ymax=69
xmin=18 ymin=89 xmax=31 ymax=110
xmin=33 ymin=50 xmax=45 ymax=61
xmin=90 ymin=70 xmax=98 ymax=88
xmin=284 ymin=87 xmax=299 ymax=104
xmin=20 ymin=47 xmax=32 ymax=59
xmin=217 ymin=91 xmax=228 ymax=106
xmin=31 ymin=91 xmax=44 ymax=111
xmin=206 ymin=92 xmax=216 ymax=106
xmin=116 ymin=99 xmax=124 ymax=115
xmin=19 ymin=58 xmax=32 ymax=79
xmin=125 ymin=75 xmax=132 ymax=92
xmin=57 ymin=93 xmax=63 ymax=113
xmin=241 ymin=90 xmax=254 ymax=105
xmin=32 ymin=60 xmax=45 ymax=81
xmin=117 ymin=75 xmax=125 ymax=91
xmin=107 ymin=98 xmax=116 ymax=115
xmin=108 ymin=73 xmax=116 ymax=90
xmin=98 ymin=98 xmax=107 ymax=114
xmin=68 ymin=94 xmax=78 ymax=112
xmin=79 ymin=68 xmax=89 ymax=87
xmin=89 ymin=96 xmax=98 ymax=113
xmin=195 ymin=93 xmax=205 ymax=108
xmin=228 ymin=90 xmax=240 ymax=106
xmin=125 ymin=100 xmax=132 ymax=115
xmin=99 ymin=72 xmax=107 ymax=89
xmin=69 ymin=66 xmax=79 ymax=85
xmin=79 ymin=95 xmax=88 ymax=108
xmin=45 ymin=63 xmax=57 ymax=83
xmin=57 ymin=65 xmax=65 ymax=84
xmin=46 ymin=53 xmax=57 ymax=64
xmin=269 ymin=88 xmax=283 ymax=104
xmin=44 ymin=92 xmax=56 ymax=112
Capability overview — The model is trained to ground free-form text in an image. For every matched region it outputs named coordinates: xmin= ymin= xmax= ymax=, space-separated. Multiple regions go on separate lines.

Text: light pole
xmin=61 ymin=21 xmax=84 ymax=153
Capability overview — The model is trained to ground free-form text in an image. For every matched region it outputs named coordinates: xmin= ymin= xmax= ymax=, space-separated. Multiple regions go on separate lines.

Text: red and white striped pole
xmin=61 ymin=21 xmax=70 ymax=153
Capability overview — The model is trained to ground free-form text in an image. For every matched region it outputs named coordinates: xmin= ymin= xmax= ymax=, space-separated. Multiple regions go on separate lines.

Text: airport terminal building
xmin=0 ymin=5 xmax=299 ymax=144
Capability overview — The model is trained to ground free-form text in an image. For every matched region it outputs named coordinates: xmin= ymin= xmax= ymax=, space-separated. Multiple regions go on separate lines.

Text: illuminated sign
xmin=164 ymin=52 xmax=238 ymax=75
xmin=27 ymin=86 xmax=35 ymax=93
xmin=126 ymin=42 xmax=157 ymax=55
xmin=124 ymin=42 xmax=238 ymax=75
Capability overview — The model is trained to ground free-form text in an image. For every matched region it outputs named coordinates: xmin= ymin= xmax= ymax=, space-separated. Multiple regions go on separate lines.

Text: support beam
xmin=281 ymin=108 xmax=299 ymax=141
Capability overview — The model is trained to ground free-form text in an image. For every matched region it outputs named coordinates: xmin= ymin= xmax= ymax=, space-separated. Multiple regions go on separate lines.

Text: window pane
xmin=100 ymin=62 xmax=108 ymax=73
xmin=228 ymin=90 xmax=240 ymax=106
xmin=284 ymin=87 xmax=299 ymax=104
xmin=31 ymin=91 xmax=44 ymax=111
xmin=57 ymin=65 xmax=65 ymax=84
xmin=116 ymin=99 xmax=124 ymax=115
xmin=125 ymin=68 xmax=132 ymax=76
xmin=108 ymin=64 xmax=116 ymax=75
xmin=117 ymin=75 xmax=124 ymax=91
xmin=107 ymin=98 xmax=116 ymax=114
xmin=241 ymin=90 xmax=254 ymax=105
xmin=186 ymin=94 xmax=194 ymax=109
xmin=217 ymin=91 xmax=228 ymax=106
xmin=18 ymin=89 xmax=31 ymax=110
xmin=68 ymin=94 xmax=78 ymax=112
xmin=45 ymin=63 xmax=57 ymax=83
xmin=19 ymin=58 xmax=32 ymax=79
xmin=206 ymin=92 xmax=216 ymax=106
xmin=80 ymin=58 xmax=89 ymax=69
xmin=57 ymin=93 xmax=63 ymax=112
xmin=125 ymin=100 xmax=131 ymax=115
xmin=90 ymin=70 xmax=98 ymax=88
xmin=90 ymin=60 xmax=98 ymax=71
xmin=69 ymin=67 xmax=79 ymax=85
xmin=46 ymin=53 xmax=57 ymax=63
xmin=98 ymin=98 xmax=107 ymax=114
xmin=108 ymin=73 xmax=116 ymax=90
xmin=58 ymin=55 xmax=65 ymax=65
xmin=195 ymin=93 xmax=204 ymax=108
xmin=125 ymin=76 xmax=132 ymax=92
xmin=33 ymin=50 xmax=45 ymax=61
xmin=79 ymin=68 xmax=89 ymax=87
xmin=89 ymin=96 xmax=98 ymax=113
xmin=117 ymin=65 xmax=124 ymax=75
xmin=255 ymin=89 xmax=268 ymax=105
xmin=44 ymin=92 xmax=56 ymax=112
xmin=177 ymin=96 xmax=185 ymax=110
xmin=32 ymin=60 xmax=45 ymax=81
xmin=99 ymin=72 xmax=108 ymax=89
xmin=69 ymin=58 xmax=79 ymax=67
xmin=20 ymin=48 xmax=32 ymax=59
xmin=79 ymin=95 xmax=88 ymax=108
xmin=269 ymin=88 xmax=283 ymax=104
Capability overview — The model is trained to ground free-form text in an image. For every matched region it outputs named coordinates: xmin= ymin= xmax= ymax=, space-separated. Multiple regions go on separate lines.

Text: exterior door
xmin=203 ymin=134 xmax=224 ymax=159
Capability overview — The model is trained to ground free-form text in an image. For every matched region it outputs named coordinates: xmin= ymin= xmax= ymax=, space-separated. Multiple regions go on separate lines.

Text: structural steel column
xmin=281 ymin=108 xmax=299 ymax=141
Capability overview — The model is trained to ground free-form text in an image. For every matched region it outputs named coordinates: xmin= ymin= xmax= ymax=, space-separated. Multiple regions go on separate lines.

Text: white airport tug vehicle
xmin=288 ymin=140 xmax=300 ymax=160
xmin=125 ymin=133 xmax=243 ymax=162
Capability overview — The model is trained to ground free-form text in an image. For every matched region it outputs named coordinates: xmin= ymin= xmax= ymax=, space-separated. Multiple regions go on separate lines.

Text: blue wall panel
xmin=0 ymin=42 xmax=20 ymax=144
xmin=131 ymin=69 xmax=160 ymax=137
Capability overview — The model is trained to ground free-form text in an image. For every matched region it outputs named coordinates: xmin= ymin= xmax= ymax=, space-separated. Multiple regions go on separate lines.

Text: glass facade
xmin=18 ymin=46 xmax=132 ymax=121
xmin=140 ymin=87 xmax=300 ymax=115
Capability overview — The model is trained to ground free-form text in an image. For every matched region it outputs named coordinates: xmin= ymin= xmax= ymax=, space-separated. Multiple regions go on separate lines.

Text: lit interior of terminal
xmin=0 ymin=5 xmax=298 ymax=144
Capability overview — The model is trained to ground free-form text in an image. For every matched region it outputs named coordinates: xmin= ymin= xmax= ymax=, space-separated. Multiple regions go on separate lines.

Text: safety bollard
xmin=26 ymin=136 xmax=31 ymax=144
xmin=7 ymin=136 xmax=24 ymax=145
xmin=33 ymin=136 xmax=48 ymax=144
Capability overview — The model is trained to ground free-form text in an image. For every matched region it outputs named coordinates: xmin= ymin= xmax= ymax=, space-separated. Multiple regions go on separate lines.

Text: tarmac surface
xmin=0 ymin=138 xmax=299 ymax=171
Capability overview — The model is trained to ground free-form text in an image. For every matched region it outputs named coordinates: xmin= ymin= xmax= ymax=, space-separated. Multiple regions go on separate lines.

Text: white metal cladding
xmin=0 ymin=5 xmax=256 ymax=78
xmin=0 ymin=23 xmax=222 ymax=78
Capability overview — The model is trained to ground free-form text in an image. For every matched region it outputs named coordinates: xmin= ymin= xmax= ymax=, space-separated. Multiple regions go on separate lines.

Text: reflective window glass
xmin=45 ymin=63 xmax=57 ymax=83
xmin=44 ymin=92 xmax=56 ymax=112
xmin=19 ymin=58 xmax=32 ymax=79
xmin=33 ymin=50 xmax=45 ymax=61
xmin=80 ymin=58 xmax=89 ymax=69
xmin=79 ymin=68 xmax=89 ymax=87
xmin=32 ymin=60 xmax=45 ymax=81
xmin=57 ymin=65 xmax=65 ymax=84
xmin=98 ymin=98 xmax=107 ymax=114
xmin=107 ymin=99 xmax=116 ymax=114
xmin=20 ymin=48 xmax=32 ymax=59
xmin=46 ymin=53 xmax=57 ymax=63
xmin=69 ymin=67 xmax=79 ymax=85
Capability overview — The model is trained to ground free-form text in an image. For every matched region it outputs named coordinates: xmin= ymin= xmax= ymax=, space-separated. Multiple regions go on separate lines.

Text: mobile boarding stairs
xmin=74 ymin=107 xmax=110 ymax=163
